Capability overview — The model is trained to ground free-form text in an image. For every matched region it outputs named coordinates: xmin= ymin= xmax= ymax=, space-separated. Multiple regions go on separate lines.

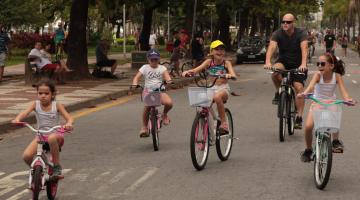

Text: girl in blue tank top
xmin=182 ymin=40 xmax=237 ymax=134
xmin=13 ymin=80 xmax=73 ymax=177
xmin=298 ymin=53 xmax=353 ymax=162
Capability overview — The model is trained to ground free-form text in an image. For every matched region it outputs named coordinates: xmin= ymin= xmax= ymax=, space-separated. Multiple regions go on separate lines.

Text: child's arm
xmin=163 ymin=70 xmax=172 ymax=83
xmin=12 ymin=102 xmax=36 ymax=123
xmin=132 ymin=71 xmax=142 ymax=86
xmin=303 ymin=72 xmax=320 ymax=94
xmin=225 ymin=60 xmax=237 ymax=78
xmin=57 ymin=103 xmax=74 ymax=130
xmin=336 ymin=74 xmax=352 ymax=100
xmin=183 ymin=59 xmax=211 ymax=76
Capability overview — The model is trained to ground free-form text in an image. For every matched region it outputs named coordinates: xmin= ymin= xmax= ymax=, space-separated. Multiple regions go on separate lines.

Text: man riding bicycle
xmin=323 ymin=29 xmax=336 ymax=54
xmin=264 ymin=13 xmax=308 ymax=129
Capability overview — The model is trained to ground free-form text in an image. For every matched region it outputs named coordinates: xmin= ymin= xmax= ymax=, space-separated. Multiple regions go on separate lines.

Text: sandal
xmin=139 ymin=128 xmax=150 ymax=138
xmin=219 ymin=122 xmax=229 ymax=135
xmin=162 ymin=115 xmax=171 ymax=126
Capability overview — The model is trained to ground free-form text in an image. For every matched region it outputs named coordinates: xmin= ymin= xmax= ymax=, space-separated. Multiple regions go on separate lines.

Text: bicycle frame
xmin=196 ymin=104 xmax=220 ymax=143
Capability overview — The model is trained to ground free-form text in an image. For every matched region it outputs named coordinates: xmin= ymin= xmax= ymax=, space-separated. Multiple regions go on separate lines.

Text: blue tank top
xmin=207 ymin=59 xmax=228 ymax=75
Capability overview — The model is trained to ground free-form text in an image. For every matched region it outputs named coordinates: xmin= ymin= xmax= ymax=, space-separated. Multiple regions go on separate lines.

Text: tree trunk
xmin=216 ymin=2 xmax=231 ymax=48
xmin=239 ymin=8 xmax=249 ymax=38
xmin=184 ymin=1 xmax=194 ymax=35
xmin=139 ymin=7 xmax=154 ymax=51
xmin=250 ymin=14 xmax=257 ymax=36
xmin=66 ymin=0 xmax=90 ymax=78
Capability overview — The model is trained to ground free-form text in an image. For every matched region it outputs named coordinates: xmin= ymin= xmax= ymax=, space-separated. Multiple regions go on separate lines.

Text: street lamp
xmin=206 ymin=4 xmax=215 ymax=41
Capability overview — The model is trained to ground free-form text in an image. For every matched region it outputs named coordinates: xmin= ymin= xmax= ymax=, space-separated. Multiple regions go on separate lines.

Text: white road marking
xmin=352 ymin=80 xmax=357 ymax=84
xmin=346 ymin=74 xmax=351 ymax=77
xmin=0 ymin=171 xmax=28 ymax=196
xmin=350 ymin=63 xmax=358 ymax=66
xmin=94 ymin=171 xmax=111 ymax=181
xmin=123 ymin=167 xmax=158 ymax=195
xmin=109 ymin=170 xmax=131 ymax=184
xmin=4 ymin=169 xmax=71 ymax=200
xmin=0 ymin=172 xmax=4 ymax=176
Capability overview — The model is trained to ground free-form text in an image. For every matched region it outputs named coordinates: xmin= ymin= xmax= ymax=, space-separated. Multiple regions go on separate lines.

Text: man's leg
xmin=271 ymin=63 xmax=285 ymax=104
xmin=293 ymin=81 xmax=305 ymax=129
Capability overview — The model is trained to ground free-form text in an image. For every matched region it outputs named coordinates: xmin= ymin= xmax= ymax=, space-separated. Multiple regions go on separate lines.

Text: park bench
xmin=24 ymin=56 xmax=54 ymax=85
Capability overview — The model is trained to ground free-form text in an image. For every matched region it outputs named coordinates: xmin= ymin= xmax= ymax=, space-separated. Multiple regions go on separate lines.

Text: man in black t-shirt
xmin=264 ymin=13 xmax=308 ymax=130
xmin=323 ymin=29 xmax=336 ymax=54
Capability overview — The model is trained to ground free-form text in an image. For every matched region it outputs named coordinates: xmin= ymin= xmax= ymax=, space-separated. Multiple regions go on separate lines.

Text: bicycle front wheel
xmin=287 ymin=92 xmax=296 ymax=135
xmin=278 ymin=91 xmax=287 ymax=142
xmin=314 ymin=133 xmax=332 ymax=190
xmin=46 ymin=179 xmax=58 ymax=200
xmin=216 ymin=108 xmax=234 ymax=161
xmin=150 ymin=110 xmax=159 ymax=151
xmin=190 ymin=113 xmax=209 ymax=170
xmin=181 ymin=62 xmax=193 ymax=73
xmin=32 ymin=165 xmax=43 ymax=200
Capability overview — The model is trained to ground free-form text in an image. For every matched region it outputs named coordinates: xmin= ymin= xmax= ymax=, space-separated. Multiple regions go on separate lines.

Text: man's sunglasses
xmin=281 ymin=20 xmax=293 ymax=24
xmin=316 ymin=62 xmax=326 ymax=67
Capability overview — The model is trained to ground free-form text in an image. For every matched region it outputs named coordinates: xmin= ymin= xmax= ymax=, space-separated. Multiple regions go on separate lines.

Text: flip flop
xmin=162 ymin=116 xmax=171 ymax=126
xmin=139 ymin=129 xmax=150 ymax=138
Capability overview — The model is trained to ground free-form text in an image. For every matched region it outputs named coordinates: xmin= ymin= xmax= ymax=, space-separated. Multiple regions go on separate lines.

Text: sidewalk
xmin=0 ymin=53 xmax=195 ymax=134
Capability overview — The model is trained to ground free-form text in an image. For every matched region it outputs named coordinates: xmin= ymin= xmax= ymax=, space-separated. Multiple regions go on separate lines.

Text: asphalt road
xmin=1 ymin=46 xmax=360 ymax=200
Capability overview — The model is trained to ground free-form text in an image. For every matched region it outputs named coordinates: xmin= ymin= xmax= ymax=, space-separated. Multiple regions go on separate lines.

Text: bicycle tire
xmin=150 ymin=109 xmax=159 ymax=151
xmin=46 ymin=179 xmax=58 ymax=200
xmin=190 ymin=113 xmax=209 ymax=170
xmin=314 ymin=133 xmax=332 ymax=190
xmin=287 ymin=92 xmax=296 ymax=135
xmin=278 ymin=91 xmax=287 ymax=142
xmin=181 ymin=62 xmax=193 ymax=73
xmin=32 ymin=165 xmax=43 ymax=200
xmin=216 ymin=108 xmax=234 ymax=161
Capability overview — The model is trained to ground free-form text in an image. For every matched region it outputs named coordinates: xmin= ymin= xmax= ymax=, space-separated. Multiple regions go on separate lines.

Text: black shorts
xmin=275 ymin=58 xmax=307 ymax=85
xmin=341 ymin=44 xmax=347 ymax=48
xmin=97 ymin=59 xmax=116 ymax=67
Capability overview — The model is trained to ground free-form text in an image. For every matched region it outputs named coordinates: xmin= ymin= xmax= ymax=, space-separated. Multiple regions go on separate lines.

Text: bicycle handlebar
xmin=13 ymin=122 xmax=65 ymax=134
xmin=184 ymin=72 xmax=236 ymax=88
xmin=303 ymin=93 xmax=356 ymax=106
xmin=268 ymin=67 xmax=306 ymax=75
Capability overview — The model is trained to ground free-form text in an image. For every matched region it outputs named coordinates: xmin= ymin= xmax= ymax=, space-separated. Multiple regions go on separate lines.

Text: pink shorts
xmin=42 ymin=63 xmax=59 ymax=71
xmin=37 ymin=133 xmax=65 ymax=148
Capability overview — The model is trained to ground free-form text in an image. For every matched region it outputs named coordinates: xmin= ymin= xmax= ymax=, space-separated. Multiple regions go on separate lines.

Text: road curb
xmin=0 ymin=77 xmax=194 ymax=135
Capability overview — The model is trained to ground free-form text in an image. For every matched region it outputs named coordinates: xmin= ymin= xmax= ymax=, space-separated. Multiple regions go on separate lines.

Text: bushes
xmin=114 ymin=36 xmax=135 ymax=45
xmin=10 ymin=33 xmax=54 ymax=49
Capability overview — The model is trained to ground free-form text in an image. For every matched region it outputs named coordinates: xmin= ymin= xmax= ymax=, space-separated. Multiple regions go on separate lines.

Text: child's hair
xmin=324 ymin=53 xmax=345 ymax=76
xmin=35 ymin=78 xmax=57 ymax=100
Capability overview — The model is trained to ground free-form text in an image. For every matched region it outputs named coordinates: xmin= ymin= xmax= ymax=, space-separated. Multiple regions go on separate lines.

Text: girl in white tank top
xmin=299 ymin=54 xmax=353 ymax=162
xmin=13 ymin=80 xmax=74 ymax=176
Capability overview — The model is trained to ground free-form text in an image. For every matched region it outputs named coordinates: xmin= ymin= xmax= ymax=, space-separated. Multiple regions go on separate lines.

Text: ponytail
xmin=325 ymin=53 xmax=345 ymax=75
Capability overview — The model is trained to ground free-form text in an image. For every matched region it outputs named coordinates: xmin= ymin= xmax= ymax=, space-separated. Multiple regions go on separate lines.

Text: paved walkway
xmin=0 ymin=52 xmax=199 ymax=134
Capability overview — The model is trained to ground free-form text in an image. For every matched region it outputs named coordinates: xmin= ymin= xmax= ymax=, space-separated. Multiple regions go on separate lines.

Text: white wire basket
xmin=187 ymin=87 xmax=216 ymax=107
xmin=312 ymin=103 xmax=342 ymax=133
xmin=143 ymin=90 xmax=161 ymax=107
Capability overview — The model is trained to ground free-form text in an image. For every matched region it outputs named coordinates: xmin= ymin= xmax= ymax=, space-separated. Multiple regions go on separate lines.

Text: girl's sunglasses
xmin=316 ymin=62 xmax=326 ymax=67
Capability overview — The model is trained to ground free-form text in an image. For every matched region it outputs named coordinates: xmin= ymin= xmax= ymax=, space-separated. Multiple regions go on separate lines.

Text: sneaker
xmin=332 ymin=139 xmax=344 ymax=153
xmin=300 ymin=149 xmax=313 ymax=162
xmin=272 ymin=92 xmax=279 ymax=105
xmin=52 ymin=164 xmax=62 ymax=177
xmin=294 ymin=116 xmax=302 ymax=129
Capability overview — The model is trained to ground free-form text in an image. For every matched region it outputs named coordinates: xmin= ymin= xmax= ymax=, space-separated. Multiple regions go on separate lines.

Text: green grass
xmin=5 ymin=45 xmax=170 ymax=68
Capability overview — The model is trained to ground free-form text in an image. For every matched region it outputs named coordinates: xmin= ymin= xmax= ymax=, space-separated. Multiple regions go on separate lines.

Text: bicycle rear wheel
xmin=150 ymin=109 xmax=159 ymax=151
xmin=216 ymin=108 xmax=234 ymax=161
xmin=46 ymin=179 xmax=58 ymax=200
xmin=161 ymin=62 xmax=174 ymax=76
xmin=278 ymin=91 xmax=287 ymax=142
xmin=181 ymin=61 xmax=193 ymax=73
xmin=287 ymin=92 xmax=296 ymax=135
xmin=32 ymin=165 xmax=43 ymax=200
xmin=190 ymin=113 xmax=209 ymax=170
xmin=314 ymin=133 xmax=332 ymax=190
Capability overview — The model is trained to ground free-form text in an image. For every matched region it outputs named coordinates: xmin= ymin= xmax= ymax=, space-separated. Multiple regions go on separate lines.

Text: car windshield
xmin=240 ymin=38 xmax=263 ymax=47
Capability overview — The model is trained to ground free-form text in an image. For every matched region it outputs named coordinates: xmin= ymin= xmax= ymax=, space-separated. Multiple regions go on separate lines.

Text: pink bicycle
xmin=14 ymin=122 xmax=69 ymax=200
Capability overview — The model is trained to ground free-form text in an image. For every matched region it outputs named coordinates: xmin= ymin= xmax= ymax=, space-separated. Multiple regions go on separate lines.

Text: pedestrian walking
xmin=0 ymin=24 xmax=10 ymax=83
xmin=340 ymin=34 xmax=348 ymax=58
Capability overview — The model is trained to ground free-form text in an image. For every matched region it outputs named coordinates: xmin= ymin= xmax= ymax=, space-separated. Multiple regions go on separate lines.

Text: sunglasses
xmin=316 ymin=62 xmax=326 ymax=67
xmin=281 ymin=20 xmax=293 ymax=24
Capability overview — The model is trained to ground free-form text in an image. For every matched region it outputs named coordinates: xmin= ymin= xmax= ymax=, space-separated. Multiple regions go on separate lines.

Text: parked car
xmin=236 ymin=36 xmax=266 ymax=64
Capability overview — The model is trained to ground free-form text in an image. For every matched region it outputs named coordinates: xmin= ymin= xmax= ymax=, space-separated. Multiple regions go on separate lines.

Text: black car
xmin=236 ymin=36 xmax=266 ymax=64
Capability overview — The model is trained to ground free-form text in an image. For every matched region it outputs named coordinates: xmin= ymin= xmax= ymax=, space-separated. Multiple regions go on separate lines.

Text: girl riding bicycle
xmin=182 ymin=40 xmax=237 ymax=134
xmin=299 ymin=53 xmax=353 ymax=162
xmin=12 ymin=79 xmax=73 ymax=177
xmin=131 ymin=49 xmax=173 ymax=137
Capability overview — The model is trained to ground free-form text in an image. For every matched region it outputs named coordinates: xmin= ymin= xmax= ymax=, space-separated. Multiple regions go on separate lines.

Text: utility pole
xmin=123 ymin=4 xmax=126 ymax=58
xmin=191 ymin=0 xmax=198 ymax=40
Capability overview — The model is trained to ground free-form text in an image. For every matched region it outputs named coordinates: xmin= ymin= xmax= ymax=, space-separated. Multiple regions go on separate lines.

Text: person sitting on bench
xmin=96 ymin=39 xmax=118 ymax=75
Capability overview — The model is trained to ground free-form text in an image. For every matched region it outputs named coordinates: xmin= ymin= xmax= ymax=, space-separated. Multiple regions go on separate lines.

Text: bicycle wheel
xmin=278 ymin=91 xmax=287 ymax=142
xmin=314 ymin=133 xmax=332 ymax=190
xmin=287 ymin=92 xmax=296 ymax=135
xmin=216 ymin=108 xmax=234 ymax=161
xmin=32 ymin=165 xmax=43 ymax=200
xmin=150 ymin=109 xmax=159 ymax=151
xmin=181 ymin=61 xmax=193 ymax=73
xmin=190 ymin=113 xmax=209 ymax=170
xmin=46 ymin=179 xmax=58 ymax=200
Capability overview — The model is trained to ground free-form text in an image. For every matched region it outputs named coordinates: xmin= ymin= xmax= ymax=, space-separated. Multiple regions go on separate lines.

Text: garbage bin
xmin=131 ymin=51 xmax=148 ymax=69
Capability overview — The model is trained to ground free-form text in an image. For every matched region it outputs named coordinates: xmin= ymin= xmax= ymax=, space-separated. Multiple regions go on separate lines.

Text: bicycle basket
xmin=143 ymin=90 xmax=161 ymax=107
xmin=187 ymin=87 xmax=215 ymax=107
xmin=312 ymin=103 xmax=342 ymax=133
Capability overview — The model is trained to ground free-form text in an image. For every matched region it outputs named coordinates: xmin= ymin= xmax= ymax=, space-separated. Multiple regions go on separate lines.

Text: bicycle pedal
xmin=233 ymin=137 xmax=240 ymax=140
xmin=333 ymin=149 xmax=344 ymax=154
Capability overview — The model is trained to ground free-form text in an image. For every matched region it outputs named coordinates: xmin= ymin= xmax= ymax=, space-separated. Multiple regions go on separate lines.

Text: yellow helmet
xmin=210 ymin=40 xmax=225 ymax=49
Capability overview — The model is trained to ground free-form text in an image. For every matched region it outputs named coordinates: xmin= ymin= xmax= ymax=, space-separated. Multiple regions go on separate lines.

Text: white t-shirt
xmin=149 ymin=34 xmax=157 ymax=45
xmin=28 ymin=48 xmax=51 ymax=68
xmin=139 ymin=64 xmax=167 ymax=89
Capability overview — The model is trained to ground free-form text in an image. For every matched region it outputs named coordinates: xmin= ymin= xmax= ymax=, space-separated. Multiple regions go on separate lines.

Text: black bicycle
xmin=270 ymin=67 xmax=304 ymax=142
